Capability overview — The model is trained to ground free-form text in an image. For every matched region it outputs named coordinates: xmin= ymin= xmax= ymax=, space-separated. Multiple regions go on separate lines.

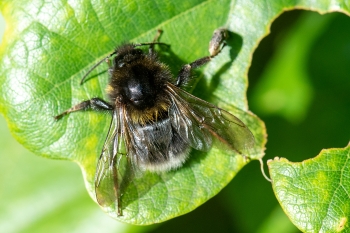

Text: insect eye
xmin=117 ymin=60 xmax=125 ymax=67
xmin=113 ymin=55 xmax=125 ymax=67
xmin=132 ymin=49 xmax=143 ymax=55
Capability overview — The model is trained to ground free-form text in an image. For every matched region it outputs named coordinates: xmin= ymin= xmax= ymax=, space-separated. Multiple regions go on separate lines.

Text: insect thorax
xmin=107 ymin=54 xmax=172 ymax=125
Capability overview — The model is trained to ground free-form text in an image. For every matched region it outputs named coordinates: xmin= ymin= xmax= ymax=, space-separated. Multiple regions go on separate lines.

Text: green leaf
xmin=268 ymin=144 xmax=350 ymax=232
xmin=0 ymin=0 xmax=265 ymax=224
xmin=0 ymin=115 xmax=153 ymax=233
xmin=0 ymin=0 xmax=348 ymax=225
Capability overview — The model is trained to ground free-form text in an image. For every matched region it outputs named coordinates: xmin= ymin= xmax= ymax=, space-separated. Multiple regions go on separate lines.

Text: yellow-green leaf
xmin=269 ymin=144 xmax=350 ymax=232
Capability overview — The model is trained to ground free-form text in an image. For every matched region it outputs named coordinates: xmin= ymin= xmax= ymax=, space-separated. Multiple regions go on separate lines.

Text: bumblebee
xmin=55 ymin=29 xmax=254 ymax=215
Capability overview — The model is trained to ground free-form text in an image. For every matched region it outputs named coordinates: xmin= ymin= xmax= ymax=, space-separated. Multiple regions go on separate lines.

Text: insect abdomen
xmin=130 ymin=117 xmax=190 ymax=172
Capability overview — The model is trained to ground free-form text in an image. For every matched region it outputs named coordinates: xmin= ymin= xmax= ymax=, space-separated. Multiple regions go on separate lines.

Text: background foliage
xmin=0 ymin=2 xmax=350 ymax=233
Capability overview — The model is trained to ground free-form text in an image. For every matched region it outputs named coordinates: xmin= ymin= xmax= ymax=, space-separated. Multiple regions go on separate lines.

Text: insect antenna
xmin=133 ymin=42 xmax=169 ymax=48
xmin=80 ymin=50 xmax=119 ymax=85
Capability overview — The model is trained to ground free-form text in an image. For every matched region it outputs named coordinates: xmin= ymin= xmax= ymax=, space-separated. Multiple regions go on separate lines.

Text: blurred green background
xmin=0 ymin=10 xmax=349 ymax=233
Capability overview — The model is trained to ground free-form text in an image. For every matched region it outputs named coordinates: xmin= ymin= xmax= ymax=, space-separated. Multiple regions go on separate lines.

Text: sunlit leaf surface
xmin=269 ymin=144 xmax=350 ymax=233
xmin=0 ymin=0 xmax=348 ymax=224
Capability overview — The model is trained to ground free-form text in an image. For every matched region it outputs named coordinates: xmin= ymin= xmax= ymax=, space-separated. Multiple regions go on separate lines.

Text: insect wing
xmin=95 ymin=110 xmax=125 ymax=212
xmin=168 ymin=89 xmax=212 ymax=152
xmin=167 ymin=84 xmax=254 ymax=154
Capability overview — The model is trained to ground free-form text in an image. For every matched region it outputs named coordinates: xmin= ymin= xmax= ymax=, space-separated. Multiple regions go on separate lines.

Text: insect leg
xmin=134 ymin=30 xmax=169 ymax=54
xmin=176 ymin=45 xmax=227 ymax=87
xmin=209 ymin=28 xmax=228 ymax=56
xmin=176 ymin=29 xmax=227 ymax=87
xmin=148 ymin=29 xmax=163 ymax=54
xmin=55 ymin=98 xmax=113 ymax=120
